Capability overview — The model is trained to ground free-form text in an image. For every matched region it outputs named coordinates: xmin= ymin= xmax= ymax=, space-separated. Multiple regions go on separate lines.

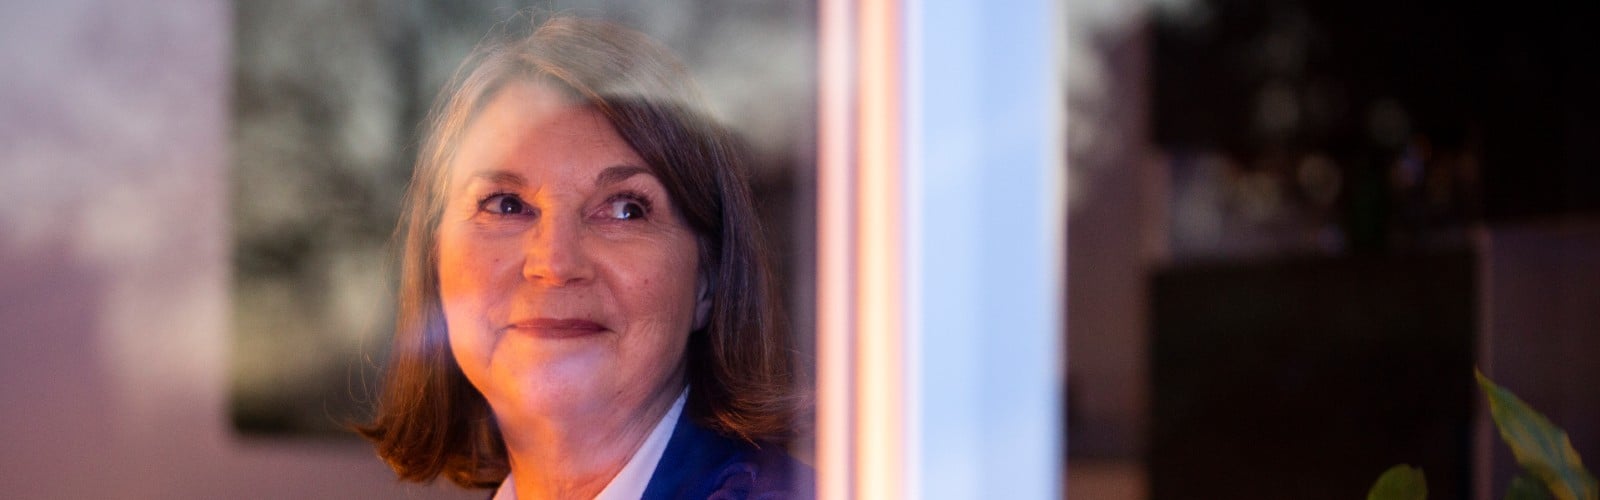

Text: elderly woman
xmin=359 ymin=15 xmax=809 ymax=499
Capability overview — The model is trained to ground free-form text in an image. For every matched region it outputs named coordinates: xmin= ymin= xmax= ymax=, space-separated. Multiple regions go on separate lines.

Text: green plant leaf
xmin=1508 ymin=473 xmax=1555 ymax=500
xmin=1368 ymin=464 xmax=1428 ymax=500
xmin=1477 ymin=369 xmax=1599 ymax=500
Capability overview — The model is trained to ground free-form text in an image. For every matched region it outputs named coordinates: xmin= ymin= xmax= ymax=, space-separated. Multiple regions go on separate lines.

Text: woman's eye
xmin=479 ymin=194 xmax=530 ymax=215
xmin=605 ymin=199 xmax=647 ymax=220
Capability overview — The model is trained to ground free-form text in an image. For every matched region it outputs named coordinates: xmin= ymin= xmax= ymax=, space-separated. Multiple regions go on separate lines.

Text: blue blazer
xmin=640 ymin=409 xmax=813 ymax=500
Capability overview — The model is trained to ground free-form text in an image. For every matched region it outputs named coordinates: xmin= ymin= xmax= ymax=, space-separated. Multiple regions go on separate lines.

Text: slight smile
xmin=504 ymin=318 xmax=608 ymax=338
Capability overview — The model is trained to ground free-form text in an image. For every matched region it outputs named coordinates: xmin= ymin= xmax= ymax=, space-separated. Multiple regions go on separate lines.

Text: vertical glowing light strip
xmin=854 ymin=0 xmax=905 ymax=498
xmin=904 ymin=0 xmax=1062 ymax=497
xmin=823 ymin=0 xmax=1061 ymax=497
xmin=818 ymin=0 xmax=906 ymax=498
xmin=815 ymin=0 xmax=856 ymax=497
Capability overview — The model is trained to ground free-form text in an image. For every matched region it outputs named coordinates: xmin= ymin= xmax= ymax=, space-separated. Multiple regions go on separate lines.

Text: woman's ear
xmin=692 ymin=272 xmax=713 ymax=332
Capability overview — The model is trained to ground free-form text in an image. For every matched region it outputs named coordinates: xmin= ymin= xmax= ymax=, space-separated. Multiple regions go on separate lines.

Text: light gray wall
xmin=0 ymin=1 xmax=476 ymax=498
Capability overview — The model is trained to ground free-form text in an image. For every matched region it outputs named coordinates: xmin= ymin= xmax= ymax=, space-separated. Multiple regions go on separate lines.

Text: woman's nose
xmin=521 ymin=216 xmax=593 ymax=286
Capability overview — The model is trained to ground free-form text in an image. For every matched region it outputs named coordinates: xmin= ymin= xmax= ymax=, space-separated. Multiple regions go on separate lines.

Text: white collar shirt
xmin=491 ymin=388 xmax=687 ymax=500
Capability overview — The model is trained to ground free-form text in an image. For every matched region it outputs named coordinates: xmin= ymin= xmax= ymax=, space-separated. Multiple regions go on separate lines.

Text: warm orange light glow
xmin=818 ymin=0 xmax=906 ymax=498
xmin=853 ymin=0 xmax=905 ymax=499
xmin=816 ymin=0 xmax=856 ymax=497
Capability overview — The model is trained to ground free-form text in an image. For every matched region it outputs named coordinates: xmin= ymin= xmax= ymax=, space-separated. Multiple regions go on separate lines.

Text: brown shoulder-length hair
xmin=358 ymin=14 xmax=803 ymax=489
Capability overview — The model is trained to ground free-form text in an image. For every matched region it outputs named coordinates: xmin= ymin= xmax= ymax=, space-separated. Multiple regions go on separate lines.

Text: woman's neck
xmin=499 ymin=383 xmax=685 ymax=499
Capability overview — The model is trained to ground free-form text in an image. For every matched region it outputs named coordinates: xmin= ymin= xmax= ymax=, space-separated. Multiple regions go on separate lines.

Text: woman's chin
xmin=490 ymin=359 xmax=619 ymax=419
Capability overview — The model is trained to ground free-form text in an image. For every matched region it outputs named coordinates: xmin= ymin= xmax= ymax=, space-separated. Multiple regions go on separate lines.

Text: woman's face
xmin=436 ymin=81 xmax=707 ymax=423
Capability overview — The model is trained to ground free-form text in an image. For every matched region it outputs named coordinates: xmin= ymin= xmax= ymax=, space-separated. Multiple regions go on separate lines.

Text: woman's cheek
xmin=437 ymin=229 xmax=502 ymax=373
xmin=634 ymin=244 xmax=700 ymax=323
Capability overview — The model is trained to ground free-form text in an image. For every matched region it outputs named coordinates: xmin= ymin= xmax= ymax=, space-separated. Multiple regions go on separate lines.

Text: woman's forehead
xmin=446 ymin=81 xmax=648 ymax=191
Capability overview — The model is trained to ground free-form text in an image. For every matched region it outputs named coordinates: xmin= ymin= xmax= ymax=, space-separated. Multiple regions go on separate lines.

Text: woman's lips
xmin=505 ymin=318 xmax=608 ymax=338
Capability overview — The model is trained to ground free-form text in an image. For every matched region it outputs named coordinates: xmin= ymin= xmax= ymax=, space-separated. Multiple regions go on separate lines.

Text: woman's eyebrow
xmin=468 ymin=170 xmax=527 ymax=188
xmin=593 ymin=165 xmax=654 ymax=188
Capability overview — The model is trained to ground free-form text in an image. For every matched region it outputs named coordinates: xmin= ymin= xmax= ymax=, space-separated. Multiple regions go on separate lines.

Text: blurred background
xmin=1064 ymin=0 xmax=1599 ymax=499
xmin=2 ymin=0 xmax=1597 ymax=498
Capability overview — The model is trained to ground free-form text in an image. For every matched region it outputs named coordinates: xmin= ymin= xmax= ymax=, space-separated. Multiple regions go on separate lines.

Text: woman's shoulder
xmin=702 ymin=440 xmax=814 ymax=499
xmin=643 ymin=411 xmax=813 ymax=500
